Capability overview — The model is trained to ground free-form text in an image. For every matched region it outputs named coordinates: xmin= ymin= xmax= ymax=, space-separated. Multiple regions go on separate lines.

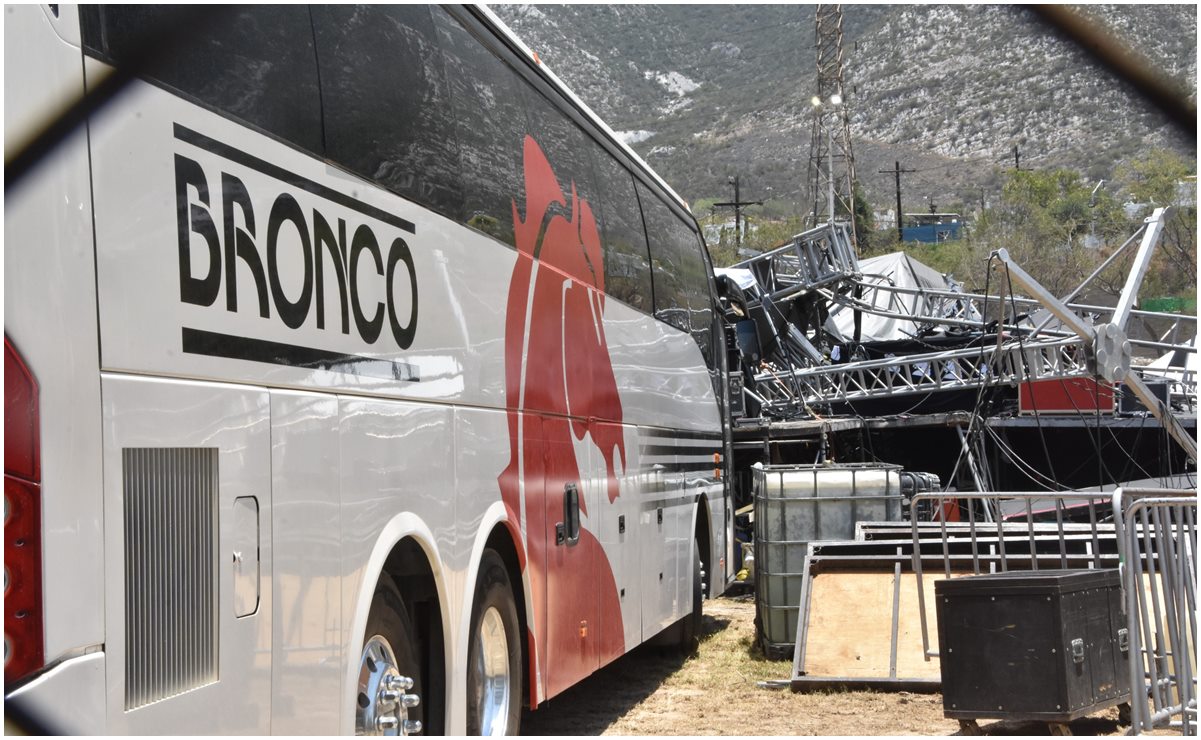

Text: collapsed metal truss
xmin=732 ymin=221 xmax=859 ymax=300
xmin=723 ymin=209 xmax=1197 ymax=464
xmin=778 ymin=338 xmax=1089 ymax=406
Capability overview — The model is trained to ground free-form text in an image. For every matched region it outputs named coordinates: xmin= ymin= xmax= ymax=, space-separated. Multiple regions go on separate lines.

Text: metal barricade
xmin=1112 ymin=488 xmax=1198 ymax=736
xmin=908 ymin=491 xmax=1116 ymax=662
xmin=904 ymin=489 xmax=1197 ymax=735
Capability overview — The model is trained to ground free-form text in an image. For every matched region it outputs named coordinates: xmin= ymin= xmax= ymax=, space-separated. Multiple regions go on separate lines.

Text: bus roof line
xmin=474 ymin=4 xmax=692 ymax=215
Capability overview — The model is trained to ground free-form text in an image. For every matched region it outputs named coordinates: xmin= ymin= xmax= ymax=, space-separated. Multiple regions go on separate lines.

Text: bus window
xmin=313 ymin=5 xmax=465 ymax=221
xmin=592 ymin=155 xmax=654 ymax=313
xmin=520 ymin=84 xmax=605 ymax=237
xmin=80 ymin=6 xmax=322 ymax=154
xmin=431 ymin=8 xmax=528 ymax=248
xmin=638 ymin=182 xmax=715 ymax=367
xmin=681 ymin=224 xmax=718 ymax=369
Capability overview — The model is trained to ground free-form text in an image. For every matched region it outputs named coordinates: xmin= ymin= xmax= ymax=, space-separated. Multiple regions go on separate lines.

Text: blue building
xmin=902 ymin=213 xmax=962 ymax=243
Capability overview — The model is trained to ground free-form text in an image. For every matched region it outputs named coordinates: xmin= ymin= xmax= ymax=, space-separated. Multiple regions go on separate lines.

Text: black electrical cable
xmin=1040 ymin=375 xmax=1116 ymax=487
xmin=1003 ymin=262 xmax=1063 ymax=492
xmin=984 ymin=426 xmax=1061 ymax=491
xmin=943 ymin=252 xmax=998 ymax=493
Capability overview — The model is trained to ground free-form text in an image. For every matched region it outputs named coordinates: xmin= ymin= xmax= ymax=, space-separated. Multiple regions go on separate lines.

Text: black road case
xmin=935 ymin=568 xmax=1130 ymax=723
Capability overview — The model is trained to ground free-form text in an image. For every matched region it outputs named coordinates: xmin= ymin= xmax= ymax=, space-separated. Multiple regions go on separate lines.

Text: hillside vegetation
xmin=494 ymin=4 xmax=1196 ymax=213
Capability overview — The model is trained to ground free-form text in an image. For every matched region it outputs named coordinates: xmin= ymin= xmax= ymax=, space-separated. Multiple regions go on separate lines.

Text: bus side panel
xmin=639 ymin=470 xmax=677 ymax=640
xmin=4 ymin=4 xmax=105 ymax=673
xmin=270 ymin=391 xmax=342 ymax=734
xmin=591 ymin=422 xmax=644 ymax=654
xmin=605 ymin=306 xmax=721 ymax=432
xmin=100 ymin=375 xmax=272 ymax=734
xmin=540 ymin=418 xmax=600 ymax=697
xmin=338 ymin=397 xmax=459 ymax=728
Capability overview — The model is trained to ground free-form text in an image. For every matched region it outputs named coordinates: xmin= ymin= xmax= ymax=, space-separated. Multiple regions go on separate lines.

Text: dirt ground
xmin=521 ymin=594 xmax=1128 ymax=736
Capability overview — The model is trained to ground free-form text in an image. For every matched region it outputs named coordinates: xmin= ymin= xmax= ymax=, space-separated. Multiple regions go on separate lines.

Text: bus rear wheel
xmin=467 ymin=549 xmax=522 ymax=736
xmin=357 ymin=575 xmax=424 ymax=736
xmin=677 ymin=539 xmax=703 ymax=654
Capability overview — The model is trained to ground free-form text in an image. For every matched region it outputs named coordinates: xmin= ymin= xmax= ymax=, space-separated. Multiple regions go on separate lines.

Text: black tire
xmin=359 ymin=574 xmax=423 ymax=735
xmin=677 ymin=540 xmax=704 ymax=654
xmin=466 ymin=550 xmax=522 ymax=736
xmin=1117 ymin=702 xmax=1132 ymax=726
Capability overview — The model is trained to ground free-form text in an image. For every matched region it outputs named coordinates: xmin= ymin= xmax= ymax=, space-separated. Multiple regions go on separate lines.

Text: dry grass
xmin=521 ymin=595 xmax=1130 ymax=736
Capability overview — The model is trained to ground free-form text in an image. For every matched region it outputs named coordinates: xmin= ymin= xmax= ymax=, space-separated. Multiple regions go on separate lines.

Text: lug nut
xmin=401 ymin=693 xmax=420 ymax=709
xmin=380 ymin=689 xmax=401 ymax=704
xmin=403 ymin=719 xmax=423 ymax=735
xmin=376 ymin=715 xmax=399 ymax=731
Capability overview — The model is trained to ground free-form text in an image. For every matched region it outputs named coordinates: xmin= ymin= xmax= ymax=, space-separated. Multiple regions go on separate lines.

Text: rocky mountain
xmin=492 ymin=4 xmax=1197 ymax=216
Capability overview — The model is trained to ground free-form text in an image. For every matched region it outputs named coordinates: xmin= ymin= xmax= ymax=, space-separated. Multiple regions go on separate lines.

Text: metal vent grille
xmin=123 ymin=447 xmax=219 ymax=710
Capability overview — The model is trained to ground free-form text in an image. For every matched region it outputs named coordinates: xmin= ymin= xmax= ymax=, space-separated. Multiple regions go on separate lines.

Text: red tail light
xmin=5 ymin=337 xmax=44 ymax=684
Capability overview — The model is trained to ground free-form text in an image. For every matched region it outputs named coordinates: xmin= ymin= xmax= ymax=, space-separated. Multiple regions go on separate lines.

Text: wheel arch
xmin=459 ymin=502 xmax=538 ymax=714
xmin=479 ymin=520 xmax=532 ymax=711
xmin=346 ymin=515 xmax=450 ymax=735
xmin=693 ymin=492 xmax=713 ymax=597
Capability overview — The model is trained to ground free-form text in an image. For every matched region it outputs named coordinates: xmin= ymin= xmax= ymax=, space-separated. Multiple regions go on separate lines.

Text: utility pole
xmin=879 ymin=161 xmax=914 ymax=244
xmin=713 ymin=175 xmax=763 ymax=252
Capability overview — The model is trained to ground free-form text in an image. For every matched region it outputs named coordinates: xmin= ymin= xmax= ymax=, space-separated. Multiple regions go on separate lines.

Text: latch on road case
xmin=1070 ymin=638 xmax=1085 ymax=664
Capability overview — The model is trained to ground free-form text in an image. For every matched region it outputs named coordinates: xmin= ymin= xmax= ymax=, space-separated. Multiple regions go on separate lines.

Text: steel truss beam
xmin=754 ymin=337 xmax=1089 ymax=406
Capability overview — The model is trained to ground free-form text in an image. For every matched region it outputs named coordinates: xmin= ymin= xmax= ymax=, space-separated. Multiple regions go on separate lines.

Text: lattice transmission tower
xmin=806 ymin=4 xmax=858 ymax=250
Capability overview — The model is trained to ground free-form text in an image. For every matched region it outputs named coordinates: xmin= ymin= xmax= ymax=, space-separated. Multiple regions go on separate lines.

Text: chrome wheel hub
xmin=356 ymin=635 xmax=421 ymax=736
xmin=475 ymin=606 xmax=511 ymax=736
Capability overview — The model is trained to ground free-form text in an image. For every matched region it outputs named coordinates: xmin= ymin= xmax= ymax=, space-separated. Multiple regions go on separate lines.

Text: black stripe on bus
xmin=639 ymin=444 xmax=722 ymax=458
xmin=173 ymin=123 xmax=416 ymax=235
xmin=639 ymin=428 xmax=724 ymax=441
xmin=182 ymin=328 xmax=420 ymax=382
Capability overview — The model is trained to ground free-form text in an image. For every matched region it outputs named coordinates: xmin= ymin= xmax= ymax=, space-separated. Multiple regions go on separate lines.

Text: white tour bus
xmin=5 ymin=4 xmax=733 ymax=735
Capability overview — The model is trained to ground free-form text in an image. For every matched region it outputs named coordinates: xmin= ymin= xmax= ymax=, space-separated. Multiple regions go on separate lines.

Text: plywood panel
xmin=802 ymin=572 xmax=898 ymax=678
xmin=801 ymin=570 xmax=955 ymax=681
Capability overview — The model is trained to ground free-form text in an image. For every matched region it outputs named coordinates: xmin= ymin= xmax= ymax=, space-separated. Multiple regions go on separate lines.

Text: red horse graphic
xmin=498 ymin=136 xmax=628 ymax=702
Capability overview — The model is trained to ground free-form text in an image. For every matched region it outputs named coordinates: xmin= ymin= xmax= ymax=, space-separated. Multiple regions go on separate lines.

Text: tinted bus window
xmin=313 ymin=5 xmax=464 ymax=220
xmin=520 ymin=84 xmax=605 ymax=265
xmin=521 ymin=85 xmax=602 ymax=210
xmin=592 ymin=155 xmax=654 ymax=313
xmin=678 ymin=222 xmax=716 ymax=367
xmin=638 ymin=183 xmax=715 ymax=366
xmin=432 ymin=9 xmax=528 ymax=248
xmin=81 ymin=6 xmax=322 ymax=153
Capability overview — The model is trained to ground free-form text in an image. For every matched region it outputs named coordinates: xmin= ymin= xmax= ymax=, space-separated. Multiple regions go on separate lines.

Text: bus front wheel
xmin=467 ymin=549 xmax=522 ymax=736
